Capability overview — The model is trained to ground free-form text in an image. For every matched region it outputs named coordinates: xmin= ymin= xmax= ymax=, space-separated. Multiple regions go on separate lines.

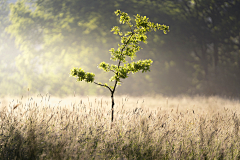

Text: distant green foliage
xmin=70 ymin=10 xmax=169 ymax=91
xmin=6 ymin=0 xmax=240 ymax=97
xmin=0 ymin=0 xmax=23 ymax=95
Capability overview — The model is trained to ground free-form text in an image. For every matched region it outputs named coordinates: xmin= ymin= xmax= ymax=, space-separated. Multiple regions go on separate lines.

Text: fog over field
xmin=0 ymin=0 xmax=240 ymax=160
xmin=1 ymin=1 xmax=240 ymax=158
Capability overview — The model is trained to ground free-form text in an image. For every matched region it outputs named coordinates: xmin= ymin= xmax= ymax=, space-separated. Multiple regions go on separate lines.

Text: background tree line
xmin=1 ymin=0 xmax=240 ymax=97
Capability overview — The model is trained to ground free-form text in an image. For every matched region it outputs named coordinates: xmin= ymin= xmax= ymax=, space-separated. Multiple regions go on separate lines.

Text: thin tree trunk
xmin=111 ymin=92 xmax=114 ymax=122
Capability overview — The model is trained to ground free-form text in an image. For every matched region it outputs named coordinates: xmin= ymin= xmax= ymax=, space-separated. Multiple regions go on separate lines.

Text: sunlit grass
xmin=0 ymin=94 xmax=240 ymax=159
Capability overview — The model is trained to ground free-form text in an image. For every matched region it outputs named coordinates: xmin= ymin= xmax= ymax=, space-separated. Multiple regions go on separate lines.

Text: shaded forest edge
xmin=1 ymin=0 xmax=240 ymax=97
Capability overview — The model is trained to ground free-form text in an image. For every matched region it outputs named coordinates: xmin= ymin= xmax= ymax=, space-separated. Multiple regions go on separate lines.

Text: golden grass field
xmin=0 ymin=94 xmax=240 ymax=159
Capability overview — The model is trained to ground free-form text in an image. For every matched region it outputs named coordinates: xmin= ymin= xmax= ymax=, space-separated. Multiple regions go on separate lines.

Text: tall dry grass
xmin=0 ymin=94 xmax=240 ymax=159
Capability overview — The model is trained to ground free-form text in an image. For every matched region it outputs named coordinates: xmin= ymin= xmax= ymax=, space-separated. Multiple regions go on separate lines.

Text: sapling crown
xmin=70 ymin=10 xmax=169 ymax=123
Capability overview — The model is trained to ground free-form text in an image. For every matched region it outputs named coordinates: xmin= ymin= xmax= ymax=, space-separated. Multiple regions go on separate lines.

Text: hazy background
xmin=1 ymin=0 xmax=240 ymax=97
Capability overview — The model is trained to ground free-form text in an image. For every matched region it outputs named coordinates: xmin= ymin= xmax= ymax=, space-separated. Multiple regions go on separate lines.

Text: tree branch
xmin=112 ymin=28 xmax=135 ymax=94
xmin=94 ymin=82 xmax=112 ymax=92
xmin=110 ymin=69 xmax=116 ymax=73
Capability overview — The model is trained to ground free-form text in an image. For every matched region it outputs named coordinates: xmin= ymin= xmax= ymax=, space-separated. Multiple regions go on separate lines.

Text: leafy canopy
xmin=70 ymin=10 xmax=169 ymax=91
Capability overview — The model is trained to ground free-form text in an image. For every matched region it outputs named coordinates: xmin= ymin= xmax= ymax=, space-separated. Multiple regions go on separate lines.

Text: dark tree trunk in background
xmin=201 ymin=42 xmax=208 ymax=81
xmin=237 ymin=44 xmax=240 ymax=72
xmin=213 ymin=41 xmax=219 ymax=76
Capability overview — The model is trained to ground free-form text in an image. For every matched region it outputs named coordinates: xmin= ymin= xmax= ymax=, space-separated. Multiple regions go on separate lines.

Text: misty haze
xmin=0 ymin=0 xmax=240 ymax=159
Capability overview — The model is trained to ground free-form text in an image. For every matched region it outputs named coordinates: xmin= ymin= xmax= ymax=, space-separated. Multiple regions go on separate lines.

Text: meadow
xmin=0 ymin=94 xmax=240 ymax=159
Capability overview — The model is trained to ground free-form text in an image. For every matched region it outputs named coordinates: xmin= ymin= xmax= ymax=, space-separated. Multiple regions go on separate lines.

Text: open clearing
xmin=0 ymin=95 xmax=240 ymax=159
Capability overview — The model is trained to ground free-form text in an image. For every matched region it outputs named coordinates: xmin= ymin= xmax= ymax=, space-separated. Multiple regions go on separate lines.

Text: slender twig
xmin=94 ymin=82 xmax=112 ymax=92
xmin=109 ymin=69 xmax=116 ymax=73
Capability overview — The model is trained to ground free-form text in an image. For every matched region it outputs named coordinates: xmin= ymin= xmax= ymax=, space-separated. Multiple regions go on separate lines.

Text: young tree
xmin=70 ymin=10 xmax=169 ymax=122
